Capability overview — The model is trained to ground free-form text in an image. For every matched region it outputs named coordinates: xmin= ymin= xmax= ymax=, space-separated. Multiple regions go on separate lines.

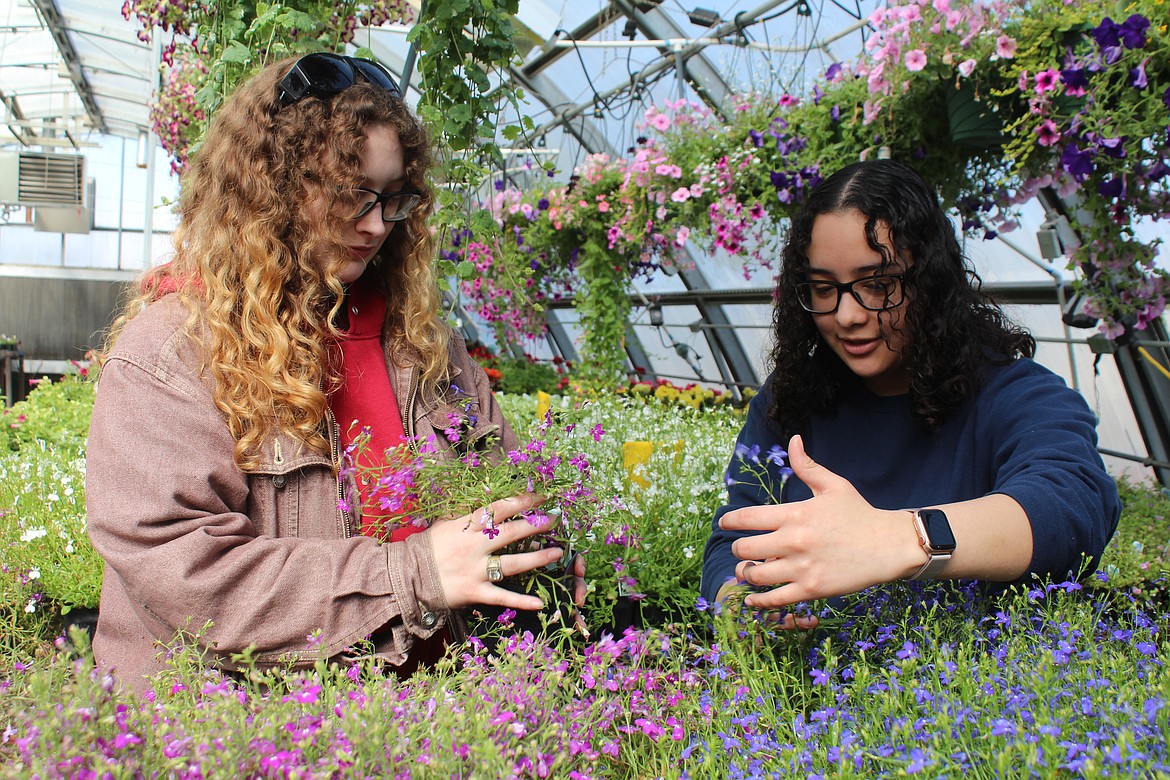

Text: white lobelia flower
xmin=19 ymin=527 xmax=47 ymax=543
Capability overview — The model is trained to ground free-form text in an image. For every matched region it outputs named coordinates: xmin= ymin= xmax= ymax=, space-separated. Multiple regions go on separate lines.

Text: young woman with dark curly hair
xmin=701 ymin=159 xmax=1119 ymax=626
xmin=87 ymin=54 xmax=582 ymax=691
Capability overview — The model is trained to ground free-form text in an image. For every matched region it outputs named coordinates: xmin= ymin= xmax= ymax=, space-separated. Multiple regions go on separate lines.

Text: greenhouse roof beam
xmin=507 ymin=68 xmax=618 ymax=158
xmin=29 ymin=0 xmax=106 ymax=135
xmin=611 ymin=0 xmax=731 ymax=117
xmin=525 ymin=0 xmax=804 ymax=145
xmin=521 ymin=4 xmax=626 ymax=80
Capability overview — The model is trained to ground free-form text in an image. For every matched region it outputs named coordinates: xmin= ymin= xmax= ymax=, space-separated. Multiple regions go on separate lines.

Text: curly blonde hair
xmin=103 ymin=56 xmax=450 ymax=470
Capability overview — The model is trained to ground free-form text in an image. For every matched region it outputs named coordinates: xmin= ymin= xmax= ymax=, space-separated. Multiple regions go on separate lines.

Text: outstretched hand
xmin=720 ymin=435 xmax=922 ymax=612
xmin=429 ymin=493 xmax=569 ymax=611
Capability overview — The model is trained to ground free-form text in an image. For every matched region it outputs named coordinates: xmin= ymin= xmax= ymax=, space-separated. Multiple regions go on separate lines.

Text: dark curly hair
xmin=767 ymin=159 xmax=1035 ymax=434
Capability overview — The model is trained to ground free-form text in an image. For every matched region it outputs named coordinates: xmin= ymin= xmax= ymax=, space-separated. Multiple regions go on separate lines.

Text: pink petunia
xmin=651 ymin=113 xmax=671 ymax=131
xmin=1034 ymin=68 xmax=1060 ymax=94
xmin=671 ymin=187 xmax=690 ymax=203
xmin=996 ymin=35 xmax=1017 ymax=58
xmin=904 ymin=49 xmax=927 ymax=71
xmin=1036 ymin=119 xmax=1061 ymax=147
xmin=958 ymin=59 xmax=977 ymax=78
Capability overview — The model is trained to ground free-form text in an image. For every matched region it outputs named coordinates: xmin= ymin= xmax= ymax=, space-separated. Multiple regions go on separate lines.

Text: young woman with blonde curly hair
xmin=87 ymin=54 xmax=581 ymax=692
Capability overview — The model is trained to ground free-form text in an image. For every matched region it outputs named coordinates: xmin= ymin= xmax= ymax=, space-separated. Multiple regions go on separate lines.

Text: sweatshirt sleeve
xmin=700 ymin=388 xmax=790 ymax=603
xmin=981 ymin=360 xmax=1121 ymax=583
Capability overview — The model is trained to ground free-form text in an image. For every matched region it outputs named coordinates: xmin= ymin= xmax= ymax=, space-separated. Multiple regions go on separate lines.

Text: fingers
xmin=720 ymin=504 xmax=785 ymax=531
xmin=499 ymin=546 xmax=563 ymax=579
xmin=473 ymin=495 xmax=559 ymax=548
xmin=786 ymin=434 xmax=847 ymax=496
xmin=759 ymin=611 xmax=819 ymax=631
xmin=570 ymin=552 xmax=586 ymax=607
xmin=740 ymin=582 xmax=808 ymax=611
xmin=473 ymin=493 xmax=543 ymax=528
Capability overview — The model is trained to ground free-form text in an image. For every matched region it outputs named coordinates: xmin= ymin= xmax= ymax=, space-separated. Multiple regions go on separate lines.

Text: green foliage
xmin=497 ymin=392 xmax=745 ymax=625
xmin=0 ymin=375 xmax=102 ymax=643
xmin=0 ymin=441 xmax=101 ymax=615
xmin=1095 ymin=478 xmax=1170 ymax=602
xmin=2 ymin=584 xmax=1169 ymax=776
xmin=574 ymin=238 xmax=632 ymax=387
xmin=1 ymin=387 xmax=1169 ymax=775
xmin=494 ymin=358 xmax=560 ymax=396
xmin=0 ymin=374 xmax=93 ymax=454
xmin=125 ymin=1 xmax=415 ymax=172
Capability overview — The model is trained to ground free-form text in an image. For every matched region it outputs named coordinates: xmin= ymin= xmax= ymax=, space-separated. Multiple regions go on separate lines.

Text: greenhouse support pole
xmin=1036 ymin=187 xmax=1170 ymax=486
xmin=142 ymin=32 xmax=161 ymax=270
xmin=398 ymin=0 xmax=425 ymax=91
xmin=1111 ymin=322 xmax=1170 ymax=487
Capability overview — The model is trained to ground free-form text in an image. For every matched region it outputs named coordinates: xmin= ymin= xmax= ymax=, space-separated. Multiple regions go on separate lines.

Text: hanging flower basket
xmin=946 ymin=82 xmax=1004 ymax=148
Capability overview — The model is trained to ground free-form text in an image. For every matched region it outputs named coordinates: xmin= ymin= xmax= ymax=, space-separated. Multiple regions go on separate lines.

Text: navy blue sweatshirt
xmin=700 ymin=357 xmax=1121 ymax=603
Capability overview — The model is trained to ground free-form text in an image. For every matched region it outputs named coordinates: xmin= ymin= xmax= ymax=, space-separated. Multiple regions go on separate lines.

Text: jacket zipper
xmin=403 ymin=365 xmax=420 ymax=448
xmin=326 ymin=407 xmax=354 ymax=538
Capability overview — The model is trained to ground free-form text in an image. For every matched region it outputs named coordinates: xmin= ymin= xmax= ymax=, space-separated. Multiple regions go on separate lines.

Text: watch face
xmin=920 ymin=509 xmax=957 ymax=552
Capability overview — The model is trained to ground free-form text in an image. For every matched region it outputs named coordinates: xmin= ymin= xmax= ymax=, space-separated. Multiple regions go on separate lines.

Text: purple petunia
xmin=1131 ymin=59 xmax=1149 ymax=89
xmin=1119 ymin=14 xmax=1151 ymax=49
xmin=1061 ymin=68 xmax=1089 ymax=95
xmin=1060 ymin=143 xmax=1095 ymax=180
xmin=1090 ymin=17 xmax=1121 ymax=49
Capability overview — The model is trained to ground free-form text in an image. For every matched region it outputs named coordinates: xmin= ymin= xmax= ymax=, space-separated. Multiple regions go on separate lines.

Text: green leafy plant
xmin=122 ymin=0 xmax=415 ymax=173
xmin=0 ymin=373 xmax=93 ymax=454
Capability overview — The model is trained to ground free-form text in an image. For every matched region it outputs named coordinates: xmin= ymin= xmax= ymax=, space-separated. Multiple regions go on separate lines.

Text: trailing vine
xmin=575 ymin=238 xmax=633 ymax=386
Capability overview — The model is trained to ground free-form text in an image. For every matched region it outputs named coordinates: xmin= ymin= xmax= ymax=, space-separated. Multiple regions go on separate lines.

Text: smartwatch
xmin=909 ymin=508 xmax=956 ymax=581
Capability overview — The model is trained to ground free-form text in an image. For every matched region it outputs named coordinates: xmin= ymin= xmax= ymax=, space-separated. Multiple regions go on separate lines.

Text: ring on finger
xmin=486 ymin=554 xmax=504 ymax=583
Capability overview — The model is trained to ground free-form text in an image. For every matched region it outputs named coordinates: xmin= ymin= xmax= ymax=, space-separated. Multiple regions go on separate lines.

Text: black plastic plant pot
xmin=467 ymin=550 xmax=581 ymax=645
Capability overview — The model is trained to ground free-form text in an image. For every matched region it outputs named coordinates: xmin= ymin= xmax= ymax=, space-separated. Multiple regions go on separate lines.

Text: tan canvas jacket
xmin=86 ymin=294 xmax=518 ymax=691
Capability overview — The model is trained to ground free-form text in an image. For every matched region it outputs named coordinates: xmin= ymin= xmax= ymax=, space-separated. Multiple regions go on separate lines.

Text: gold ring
xmin=486 ymin=554 xmax=504 ymax=583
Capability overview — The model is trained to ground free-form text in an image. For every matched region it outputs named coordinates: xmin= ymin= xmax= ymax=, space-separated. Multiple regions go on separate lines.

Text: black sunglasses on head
xmin=277 ymin=52 xmax=401 ymax=108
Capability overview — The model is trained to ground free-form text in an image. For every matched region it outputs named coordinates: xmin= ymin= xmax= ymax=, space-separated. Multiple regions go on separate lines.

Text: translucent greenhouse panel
xmin=719 ymin=303 xmax=774 ymax=376
xmin=633 ymin=269 xmax=689 ymax=294
xmin=545 ymin=306 xmax=586 ymax=364
xmin=683 ymin=239 xmax=781 ymax=289
xmin=64 ymin=230 xmax=118 ymax=270
xmin=0 ymin=225 xmax=62 ymax=266
xmin=629 ymin=304 xmax=721 ymax=387
xmin=1003 ymin=302 xmax=1154 ymax=483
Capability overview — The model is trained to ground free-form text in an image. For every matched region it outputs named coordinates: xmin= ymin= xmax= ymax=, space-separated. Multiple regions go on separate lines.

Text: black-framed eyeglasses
xmin=277 ymin=52 xmax=400 ymax=108
xmin=794 ymin=274 xmax=905 ymax=314
xmin=349 ymin=187 xmax=422 ymax=222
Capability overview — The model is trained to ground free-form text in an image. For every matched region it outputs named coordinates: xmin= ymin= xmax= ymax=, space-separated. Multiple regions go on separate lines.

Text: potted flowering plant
xmin=338 ymin=390 xmax=626 ymax=633
xmin=795 ymin=0 xmax=1169 ymax=339
xmin=451 ymin=0 xmax=1167 ymax=353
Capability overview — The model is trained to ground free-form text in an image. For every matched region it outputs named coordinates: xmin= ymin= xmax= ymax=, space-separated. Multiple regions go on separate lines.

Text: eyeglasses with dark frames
xmin=277 ymin=52 xmax=400 ymax=108
xmin=349 ymin=187 xmax=422 ymax=223
xmin=794 ymin=273 xmax=906 ymax=314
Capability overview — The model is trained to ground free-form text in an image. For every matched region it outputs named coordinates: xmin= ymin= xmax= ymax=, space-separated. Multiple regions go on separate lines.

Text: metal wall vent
xmin=0 ymin=151 xmax=86 ymax=207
